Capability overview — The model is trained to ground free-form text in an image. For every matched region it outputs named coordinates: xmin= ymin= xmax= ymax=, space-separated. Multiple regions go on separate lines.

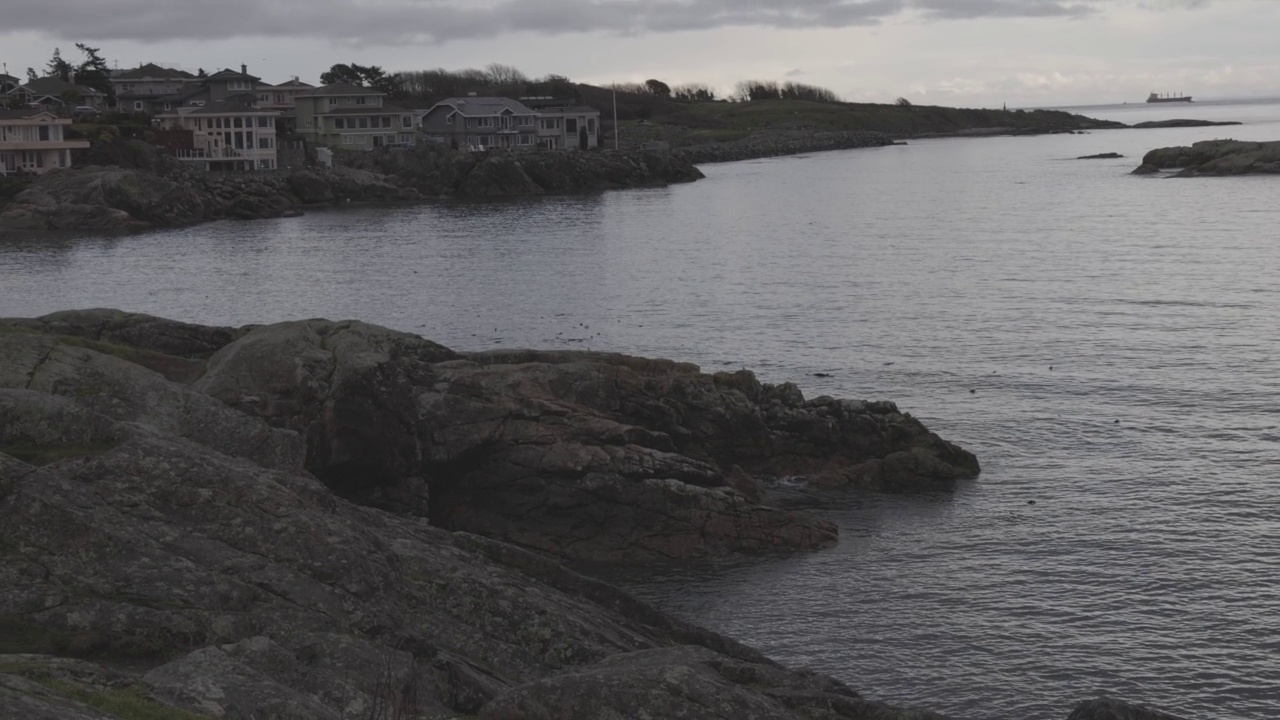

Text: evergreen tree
xmin=73 ymin=44 xmax=114 ymax=101
xmin=46 ymin=48 xmax=73 ymax=81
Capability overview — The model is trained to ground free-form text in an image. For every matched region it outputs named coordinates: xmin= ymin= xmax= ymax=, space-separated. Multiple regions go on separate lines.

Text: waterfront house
xmin=0 ymin=108 xmax=90 ymax=175
xmin=420 ymin=96 xmax=539 ymax=150
xmin=139 ymin=65 xmax=265 ymax=117
xmin=11 ymin=76 xmax=108 ymax=110
xmin=293 ymin=83 xmax=416 ymax=150
xmin=110 ymin=63 xmax=199 ymax=113
xmin=257 ymin=77 xmax=316 ymax=111
xmin=533 ymin=104 xmax=600 ymax=150
xmin=420 ymin=96 xmax=600 ymax=150
xmin=153 ymin=97 xmax=280 ymax=171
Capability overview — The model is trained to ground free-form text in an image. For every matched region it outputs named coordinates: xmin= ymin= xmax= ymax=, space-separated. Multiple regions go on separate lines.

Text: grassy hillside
xmin=573 ymin=85 xmax=1119 ymax=146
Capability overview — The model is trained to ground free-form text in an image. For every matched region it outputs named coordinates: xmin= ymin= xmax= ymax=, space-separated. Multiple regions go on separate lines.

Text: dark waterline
xmin=4 ymin=102 xmax=1280 ymax=720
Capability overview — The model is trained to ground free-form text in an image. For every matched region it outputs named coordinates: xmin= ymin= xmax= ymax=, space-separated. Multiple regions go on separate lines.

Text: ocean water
xmin=4 ymin=101 xmax=1280 ymax=719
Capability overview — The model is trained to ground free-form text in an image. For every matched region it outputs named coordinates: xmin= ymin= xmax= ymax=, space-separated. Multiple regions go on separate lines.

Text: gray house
xmin=111 ymin=63 xmax=198 ymax=113
xmin=420 ymin=97 xmax=540 ymax=150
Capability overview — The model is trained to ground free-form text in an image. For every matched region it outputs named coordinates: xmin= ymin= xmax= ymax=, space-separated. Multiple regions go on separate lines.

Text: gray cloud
xmin=2 ymin=0 xmax=1208 ymax=44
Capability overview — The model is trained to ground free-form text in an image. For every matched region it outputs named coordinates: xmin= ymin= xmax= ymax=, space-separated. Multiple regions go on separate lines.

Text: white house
xmin=0 ymin=108 xmax=90 ymax=175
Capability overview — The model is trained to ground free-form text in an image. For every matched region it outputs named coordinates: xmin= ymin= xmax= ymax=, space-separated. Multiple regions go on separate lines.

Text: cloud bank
xmin=3 ymin=0 xmax=1208 ymax=44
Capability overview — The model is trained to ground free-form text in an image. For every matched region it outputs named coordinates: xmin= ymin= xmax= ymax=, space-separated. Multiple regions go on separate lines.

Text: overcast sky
xmin=3 ymin=0 xmax=1278 ymax=107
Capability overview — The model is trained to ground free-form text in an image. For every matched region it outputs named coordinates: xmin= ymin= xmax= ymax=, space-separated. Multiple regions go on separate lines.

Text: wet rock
xmin=1136 ymin=139 xmax=1280 ymax=176
xmin=1066 ymin=697 xmax=1191 ymax=720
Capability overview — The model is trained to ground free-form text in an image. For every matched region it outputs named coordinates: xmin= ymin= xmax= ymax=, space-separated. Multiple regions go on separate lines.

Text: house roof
xmin=265 ymin=79 xmax=316 ymax=90
xmin=537 ymin=105 xmax=601 ymax=116
xmin=0 ymin=108 xmax=60 ymax=120
xmin=183 ymin=99 xmax=280 ymax=116
xmin=19 ymin=77 xmax=105 ymax=98
xmin=113 ymin=63 xmax=196 ymax=81
xmin=431 ymin=97 xmax=539 ymax=116
xmin=318 ymin=104 xmax=411 ymax=115
xmin=298 ymin=82 xmax=383 ymax=97
xmin=206 ymin=68 xmax=260 ymax=82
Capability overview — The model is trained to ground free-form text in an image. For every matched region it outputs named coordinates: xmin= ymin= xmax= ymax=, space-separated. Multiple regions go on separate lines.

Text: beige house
xmin=155 ymin=99 xmax=280 ymax=171
xmin=0 ymin=108 xmax=89 ymax=175
xmin=293 ymin=83 xmax=416 ymax=150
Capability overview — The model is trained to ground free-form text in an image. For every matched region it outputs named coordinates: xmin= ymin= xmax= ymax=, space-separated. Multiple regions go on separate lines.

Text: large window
xmin=257 ymin=117 xmax=271 ymax=128
xmin=565 ymin=118 xmax=577 ymax=133
xmin=381 ymin=117 xmax=392 ymax=128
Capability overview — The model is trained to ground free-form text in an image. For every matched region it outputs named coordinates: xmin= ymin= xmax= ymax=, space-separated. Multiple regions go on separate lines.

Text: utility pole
xmin=612 ymin=84 xmax=618 ymax=150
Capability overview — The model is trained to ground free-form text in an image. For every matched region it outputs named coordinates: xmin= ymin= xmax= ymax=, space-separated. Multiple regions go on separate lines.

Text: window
xmin=328 ymin=97 xmax=338 ymax=106
xmin=446 ymin=114 xmax=454 ymax=125
xmin=587 ymin=118 xmax=596 ymax=133
xmin=565 ymin=118 xmax=577 ymax=133
xmin=163 ymin=103 xmax=172 ymax=111
xmin=519 ymin=133 xmax=533 ymax=145
xmin=259 ymin=159 xmax=272 ymax=169
xmin=259 ymin=137 xmax=271 ymax=149
xmin=257 ymin=117 xmax=271 ymax=128
xmin=259 ymin=94 xmax=269 ymax=102
xmin=234 ymin=117 xmax=243 ymax=128
xmin=356 ymin=96 xmax=367 ymax=105
xmin=358 ymin=118 xmax=368 ymax=129
xmin=305 ymin=118 xmax=314 ymax=127
xmin=229 ymin=80 xmax=250 ymax=91
xmin=402 ymin=115 xmax=412 ymax=128
xmin=133 ymin=101 xmax=143 ymax=111
xmin=381 ymin=117 xmax=391 ymax=128
xmin=334 ymin=118 xmax=344 ymax=129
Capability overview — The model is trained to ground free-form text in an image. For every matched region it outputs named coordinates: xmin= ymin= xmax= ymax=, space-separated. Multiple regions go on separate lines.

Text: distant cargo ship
xmin=1147 ymin=92 xmax=1193 ymax=103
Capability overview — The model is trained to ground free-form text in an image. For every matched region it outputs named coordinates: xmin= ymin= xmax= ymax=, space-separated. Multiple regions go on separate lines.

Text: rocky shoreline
xmin=674 ymin=130 xmax=898 ymax=164
xmin=0 ymin=309 xmax=1194 ymax=719
xmin=1133 ymin=139 xmax=1280 ymax=176
xmin=0 ymin=141 xmax=704 ymax=234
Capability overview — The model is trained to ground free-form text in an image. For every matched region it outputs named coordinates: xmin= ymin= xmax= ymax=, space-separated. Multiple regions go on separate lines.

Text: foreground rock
xmin=0 ymin=310 xmax=1192 ymax=719
xmin=1132 ymin=139 xmax=1280 ymax=176
xmin=2 ymin=310 xmax=978 ymax=562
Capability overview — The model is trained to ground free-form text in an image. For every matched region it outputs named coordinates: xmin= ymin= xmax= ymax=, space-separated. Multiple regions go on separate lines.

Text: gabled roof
xmin=19 ymin=76 xmax=105 ymax=98
xmin=113 ymin=63 xmax=196 ymax=81
xmin=206 ymin=68 xmax=260 ymax=83
xmin=319 ymin=104 xmax=411 ymax=115
xmin=265 ymin=79 xmax=316 ymax=90
xmin=430 ymin=97 xmax=538 ymax=117
xmin=183 ymin=99 xmax=281 ymax=116
xmin=0 ymin=108 xmax=61 ymax=121
xmin=298 ymin=82 xmax=383 ymax=97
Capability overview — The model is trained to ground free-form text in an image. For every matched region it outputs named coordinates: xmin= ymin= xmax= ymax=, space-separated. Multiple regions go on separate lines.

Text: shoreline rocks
xmin=0 ymin=140 xmax=704 ymax=234
xmin=1132 ymin=139 xmax=1280 ymax=176
xmin=1129 ymin=119 xmax=1242 ymax=129
xmin=0 ymin=309 xmax=1194 ymax=720
xmin=674 ymin=130 xmax=897 ymax=164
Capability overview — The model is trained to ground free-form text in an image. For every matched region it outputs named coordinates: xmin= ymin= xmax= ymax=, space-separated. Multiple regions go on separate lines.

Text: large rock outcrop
xmin=3 ymin=311 xmax=979 ymax=563
xmin=0 ymin=310 xmax=1192 ymax=719
xmin=1132 ymin=139 xmax=1280 ymax=176
xmin=0 ymin=310 xmax=952 ymax=720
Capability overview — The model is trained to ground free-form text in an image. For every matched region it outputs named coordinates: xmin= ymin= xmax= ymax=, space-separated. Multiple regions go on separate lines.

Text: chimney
xmin=241 ymin=64 xmax=247 ymax=75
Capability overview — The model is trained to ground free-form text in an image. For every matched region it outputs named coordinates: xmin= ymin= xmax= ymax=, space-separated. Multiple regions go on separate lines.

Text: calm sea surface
xmin=4 ymin=100 xmax=1280 ymax=719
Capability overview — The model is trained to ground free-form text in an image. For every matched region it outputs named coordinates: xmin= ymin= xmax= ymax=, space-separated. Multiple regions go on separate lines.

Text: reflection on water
xmin=5 ymin=104 xmax=1280 ymax=720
